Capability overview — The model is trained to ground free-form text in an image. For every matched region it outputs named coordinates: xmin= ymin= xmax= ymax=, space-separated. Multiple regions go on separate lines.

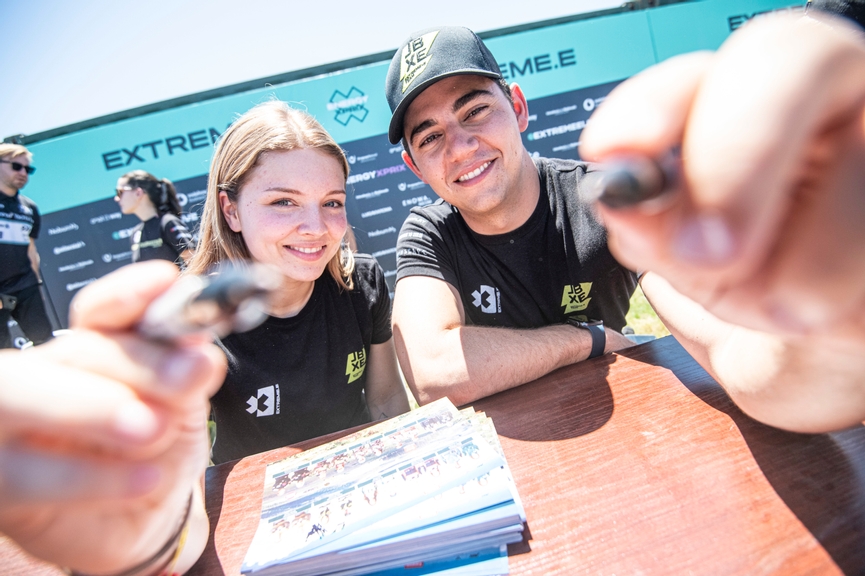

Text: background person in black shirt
xmin=0 ymin=143 xmax=54 ymax=348
xmin=115 ymin=170 xmax=194 ymax=267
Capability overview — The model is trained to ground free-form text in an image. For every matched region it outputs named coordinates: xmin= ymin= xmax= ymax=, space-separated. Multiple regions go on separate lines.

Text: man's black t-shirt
xmin=396 ymin=157 xmax=637 ymax=331
xmin=0 ymin=192 xmax=40 ymax=294
xmin=131 ymin=213 xmax=193 ymax=266
xmin=209 ymin=254 xmax=393 ymax=464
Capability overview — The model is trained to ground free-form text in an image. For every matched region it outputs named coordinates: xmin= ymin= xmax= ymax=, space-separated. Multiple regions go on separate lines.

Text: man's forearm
xmin=398 ymin=322 xmax=596 ymax=406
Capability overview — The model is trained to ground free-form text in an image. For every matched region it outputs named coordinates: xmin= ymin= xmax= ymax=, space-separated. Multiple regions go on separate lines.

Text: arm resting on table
xmin=392 ymin=275 xmax=632 ymax=406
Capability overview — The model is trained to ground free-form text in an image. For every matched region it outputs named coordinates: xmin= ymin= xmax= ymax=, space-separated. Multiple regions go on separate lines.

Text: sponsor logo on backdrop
xmin=367 ymin=227 xmax=397 ymax=238
xmin=372 ymin=247 xmax=397 ymax=258
xmin=355 ymin=188 xmax=389 ymax=200
xmin=66 ymin=278 xmax=96 ymax=292
xmin=361 ymin=206 xmax=393 ymax=219
xmin=499 ymin=48 xmax=576 ymax=81
xmin=53 ymin=241 xmax=86 ymax=255
xmin=90 ymin=212 xmax=123 ymax=225
xmin=112 ymin=227 xmax=138 ymax=240
xmin=526 ymin=120 xmax=586 ymax=142
xmin=101 ymin=127 xmax=224 ymax=171
xmin=177 ymin=193 xmax=188 ymax=207
xmin=348 ymin=153 xmax=377 ymax=164
xmin=102 ymin=251 xmax=133 ymax=263
xmin=402 ymin=195 xmax=431 ymax=208
xmin=181 ymin=212 xmax=199 ymax=224
xmin=583 ymin=97 xmax=605 ymax=112
xmin=47 ymin=223 xmax=79 ymax=235
xmin=398 ymin=181 xmax=426 ymax=192
xmin=728 ymin=6 xmax=802 ymax=32
xmin=546 ymin=105 xmax=577 ymax=117
xmin=328 ymin=88 xmax=369 ymax=126
xmin=389 ymin=145 xmax=403 ymax=155
xmin=185 ymin=190 xmax=208 ymax=203
xmin=58 ymin=260 xmax=94 ymax=273
xmin=553 ymin=142 xmax=579 ymax=153
xmin=346 ymin=164 xmax=407 ymax=185
xmin=246 ymin=384 xmax=280 ymax=417
xmin=472 ymin=285 xmax=501 ymax=314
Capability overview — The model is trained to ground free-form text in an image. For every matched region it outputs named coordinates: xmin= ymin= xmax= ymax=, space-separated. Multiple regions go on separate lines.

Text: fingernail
xmin=673 ymin=213 xmax=735 ymax=264
xmin=159 ymin=349 xmax=200 ymax=387
xmin=114 ymin=401 xmax=159 ymax=440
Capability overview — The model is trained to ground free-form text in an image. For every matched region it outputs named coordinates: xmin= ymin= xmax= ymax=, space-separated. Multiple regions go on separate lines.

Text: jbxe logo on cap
xmin=399 ymin=31 xmax=439 ymax=93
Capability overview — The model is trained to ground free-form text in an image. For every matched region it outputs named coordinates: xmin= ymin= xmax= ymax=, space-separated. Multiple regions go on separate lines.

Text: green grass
xmin=625 ymin=285 xmax=670 ymax=339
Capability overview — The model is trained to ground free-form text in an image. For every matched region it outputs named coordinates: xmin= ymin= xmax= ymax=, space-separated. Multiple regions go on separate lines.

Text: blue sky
xmin=0 ymin=0 xmax=621 ymax=139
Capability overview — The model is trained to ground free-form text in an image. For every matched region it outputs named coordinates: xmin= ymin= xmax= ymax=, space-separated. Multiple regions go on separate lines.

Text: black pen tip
xmin=594 ymin=156 xmax=668 ymax=209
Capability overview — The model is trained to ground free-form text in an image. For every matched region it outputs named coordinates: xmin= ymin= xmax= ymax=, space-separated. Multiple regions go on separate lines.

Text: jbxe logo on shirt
xmin=346 ymin=349 xmax=367 ymax=384
xmin=247 ymin=384 xmax=281 ymax=417
xmin=561 ymin=283 xmax=593 ymax=314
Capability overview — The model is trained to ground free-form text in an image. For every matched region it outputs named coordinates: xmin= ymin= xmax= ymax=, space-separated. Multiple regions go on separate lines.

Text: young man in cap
xmin=0 ymin=143 xmax=54 ymax=348
xmin=387 ymin=26 xmax=638 ymax=408
xmin=388 ymin=15 xmax=865 ymax=434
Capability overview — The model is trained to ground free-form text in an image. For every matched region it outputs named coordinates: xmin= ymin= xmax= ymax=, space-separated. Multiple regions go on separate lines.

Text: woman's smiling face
xmin=219 ymin=148 xmax=348 ymax=283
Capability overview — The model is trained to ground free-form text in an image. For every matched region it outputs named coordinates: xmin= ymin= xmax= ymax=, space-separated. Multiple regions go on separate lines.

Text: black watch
xmin=565 ymin=318 xmax=606 ymax=359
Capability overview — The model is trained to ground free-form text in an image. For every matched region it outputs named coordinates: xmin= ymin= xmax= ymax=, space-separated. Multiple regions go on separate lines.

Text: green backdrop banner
xmin=25 ymin=0 xmax=800 ymax=214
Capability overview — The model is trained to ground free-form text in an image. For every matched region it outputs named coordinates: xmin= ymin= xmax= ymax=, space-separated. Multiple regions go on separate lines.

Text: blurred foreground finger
xmin=69 ymin=261 xmax=181 ymax=331
xmin=0 ymin=447 xmax=159 ymax=506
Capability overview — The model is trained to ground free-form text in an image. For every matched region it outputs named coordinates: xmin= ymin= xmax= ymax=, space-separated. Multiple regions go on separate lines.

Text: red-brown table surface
xmin=4 ymin=336 xmax=864 ymax=575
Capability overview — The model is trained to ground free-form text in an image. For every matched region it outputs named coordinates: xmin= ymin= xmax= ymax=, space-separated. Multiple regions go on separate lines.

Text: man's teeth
xmin=293 ymin=246 xmax=321 ymax=254
xmin=458 ymin=161 xmax=491 ymax=182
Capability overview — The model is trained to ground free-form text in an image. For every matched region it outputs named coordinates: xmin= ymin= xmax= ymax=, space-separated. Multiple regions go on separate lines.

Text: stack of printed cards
xmin=241 ymin=398 xmax=525 ymax=576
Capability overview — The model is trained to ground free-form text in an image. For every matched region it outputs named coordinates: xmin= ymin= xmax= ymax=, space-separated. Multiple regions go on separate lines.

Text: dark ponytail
xmin=120 ymin=170 xmax=182 ymax=216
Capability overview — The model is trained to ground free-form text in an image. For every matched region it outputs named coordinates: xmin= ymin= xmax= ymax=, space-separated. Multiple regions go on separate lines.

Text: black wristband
xmin=566 ymin=318 xmax=606 ymax=359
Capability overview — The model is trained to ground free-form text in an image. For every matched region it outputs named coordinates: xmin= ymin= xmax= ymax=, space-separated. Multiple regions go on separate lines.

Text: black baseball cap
xmin=385 ymin=26 xmax=503 ymax=144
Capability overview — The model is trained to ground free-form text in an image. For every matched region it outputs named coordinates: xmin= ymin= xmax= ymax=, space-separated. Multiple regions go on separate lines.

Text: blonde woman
xmin=187 ymin=101 xmax=410 ymax=463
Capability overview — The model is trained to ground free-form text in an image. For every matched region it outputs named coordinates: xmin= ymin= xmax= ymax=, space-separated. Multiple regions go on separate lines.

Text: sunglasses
xmin=0 ymin=160 xmax=36 ymax=175
xmin=115 ymin=186 xmax=135 ymax=198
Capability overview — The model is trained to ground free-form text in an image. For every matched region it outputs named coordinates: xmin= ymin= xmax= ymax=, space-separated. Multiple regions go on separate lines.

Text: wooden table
xmin=5 ymin=336 xmax=865 ymax=574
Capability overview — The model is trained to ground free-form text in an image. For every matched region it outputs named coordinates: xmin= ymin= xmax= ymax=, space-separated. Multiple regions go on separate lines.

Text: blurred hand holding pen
xmin=587 ymin=148 xmax=681 ymax=212
xmin=137 ymin=261 xmax=281 ymax=342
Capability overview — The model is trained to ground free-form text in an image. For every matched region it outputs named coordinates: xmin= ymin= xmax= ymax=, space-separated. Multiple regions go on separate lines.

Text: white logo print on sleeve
xmin=471 ymin=285 xmax=501 ymax=314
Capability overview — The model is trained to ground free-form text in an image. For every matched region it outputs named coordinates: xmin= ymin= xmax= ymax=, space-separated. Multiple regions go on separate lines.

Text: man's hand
xmin=0 ymin=261 xmax=226 ymax=573
xmin=581 ymin=12 xmax=865 ymax=340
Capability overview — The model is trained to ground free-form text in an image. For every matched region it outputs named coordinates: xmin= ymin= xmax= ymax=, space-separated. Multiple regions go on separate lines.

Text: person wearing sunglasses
xmin=0 ymin=143 xmax=54 ymax=349
xmin=114 ymin=170 xmax=195 ymax=268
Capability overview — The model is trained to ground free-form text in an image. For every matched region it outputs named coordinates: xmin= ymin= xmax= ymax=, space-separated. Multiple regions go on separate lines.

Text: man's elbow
xmin=403 ymin=368 xmax=457 ymax=406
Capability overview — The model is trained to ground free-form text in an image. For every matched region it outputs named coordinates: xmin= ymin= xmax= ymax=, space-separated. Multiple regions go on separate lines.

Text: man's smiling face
xmin=400 ymin=75 xmax=533 ymax=232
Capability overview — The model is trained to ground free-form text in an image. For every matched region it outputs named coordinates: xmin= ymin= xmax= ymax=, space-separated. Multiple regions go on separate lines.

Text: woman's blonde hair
xmin=186 ymin=101 xmax=355 ymax=289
